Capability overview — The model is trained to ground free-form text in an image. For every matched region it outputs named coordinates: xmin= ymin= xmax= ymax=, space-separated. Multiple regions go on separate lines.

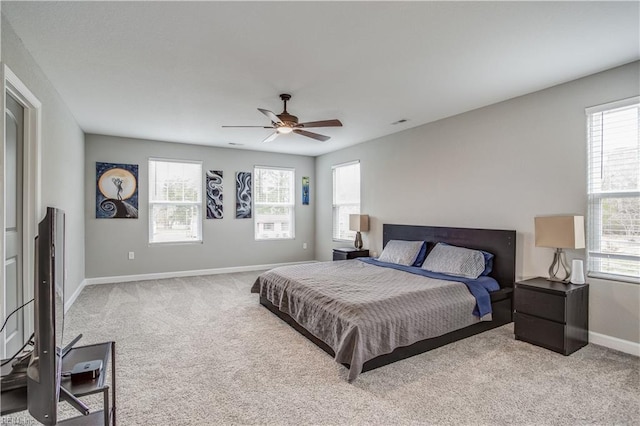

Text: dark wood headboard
xmin=383 ymin=224 xmax=516 ymax=289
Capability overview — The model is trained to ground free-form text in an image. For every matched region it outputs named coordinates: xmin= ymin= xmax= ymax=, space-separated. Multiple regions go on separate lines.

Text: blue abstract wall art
xmin=302 ymin=176 xmax=310 ymax=205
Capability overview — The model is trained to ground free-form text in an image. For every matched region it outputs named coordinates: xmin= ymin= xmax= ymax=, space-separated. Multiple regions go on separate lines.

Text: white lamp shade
xmin=535 ymin=215 xmax=585 ymax=249
xmin=349 ymin=214 xmax=369 ymax=232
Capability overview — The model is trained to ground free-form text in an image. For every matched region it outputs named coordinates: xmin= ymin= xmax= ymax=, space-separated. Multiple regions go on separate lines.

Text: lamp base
xmin=548 ymin=248 xmax=571 ymax=283
xmin=354 ymin=231 xmax=363 ymax=250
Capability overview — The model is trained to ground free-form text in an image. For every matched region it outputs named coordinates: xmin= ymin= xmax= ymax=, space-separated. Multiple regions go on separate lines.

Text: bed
xmin=251 ymin=224 xmax=516 ymax=381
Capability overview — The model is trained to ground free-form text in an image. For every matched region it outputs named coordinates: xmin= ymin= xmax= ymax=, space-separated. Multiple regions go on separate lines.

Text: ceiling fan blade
xmin=262 ymin=132 xmax=279 ymax=143
xmin=296 ymin=119 xmax=343 ymax=128
xmin=221 ymin=125 xmax=275 ymax=128
xmin=258 ymin=108 xmax=284 ymax=125
xmin=293 ymin=129 xmax=330 ymax=142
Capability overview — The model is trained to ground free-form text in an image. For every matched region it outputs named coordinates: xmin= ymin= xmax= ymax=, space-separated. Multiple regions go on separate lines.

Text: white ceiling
xmin=2 ymin=1 xmax=639 ymax=157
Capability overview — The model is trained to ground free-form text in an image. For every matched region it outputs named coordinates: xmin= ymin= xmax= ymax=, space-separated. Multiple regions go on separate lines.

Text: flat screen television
xmin=26 ymin=207 xmax=65 ymax=425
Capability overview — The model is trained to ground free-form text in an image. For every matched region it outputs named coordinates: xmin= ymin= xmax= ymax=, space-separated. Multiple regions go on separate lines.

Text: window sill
xmin=587 ymin=272 xmax=640 ymax=285
xmin=149 ymin=240 xmax=203 ymax=246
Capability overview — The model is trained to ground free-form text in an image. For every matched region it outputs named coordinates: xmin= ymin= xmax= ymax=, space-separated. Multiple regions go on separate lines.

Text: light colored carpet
xmin=3 ymin=271 xmax=639 ymax=425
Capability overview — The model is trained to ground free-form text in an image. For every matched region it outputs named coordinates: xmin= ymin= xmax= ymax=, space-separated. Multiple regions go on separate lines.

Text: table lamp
xmin=349 ymin=214 xmax=369 ymax=249
xmin=535 ymin=215 xmax=585 ymax=282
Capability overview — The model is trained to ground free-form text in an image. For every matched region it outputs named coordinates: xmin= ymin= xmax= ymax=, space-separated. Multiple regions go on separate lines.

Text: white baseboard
xmin=65 ymin=279 xmax=86 ymax=313
xmin=590 ymin=331 xmax=640 ymax=357
xmin=83 ymin=261 xmax=315 ymax=286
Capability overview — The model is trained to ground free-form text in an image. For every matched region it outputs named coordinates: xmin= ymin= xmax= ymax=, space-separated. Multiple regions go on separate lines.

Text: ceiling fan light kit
xmin=223 ymin=94 xmax=342 ymax=143
xmin=276 ymin=126 xmax=293 ymax=134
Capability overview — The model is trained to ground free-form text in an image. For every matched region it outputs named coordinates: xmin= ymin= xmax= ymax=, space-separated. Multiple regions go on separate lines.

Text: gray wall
xmin=1 ymin=17 xmax=85 ymax=303
xmin=315 ymin=61 xmax=640 ymax=344
xmin=84 ymin=134 xmax=315 ymax=278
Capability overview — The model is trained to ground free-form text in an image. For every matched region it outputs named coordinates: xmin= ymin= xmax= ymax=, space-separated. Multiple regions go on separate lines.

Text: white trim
xmin=64 ymin=279 xmax=86 ymax=314
xmin=84 ymin=261 xmax=317 ymax=286
xmin=585 ymin=95 xmax=639 ymax=115
xmin=1 ymin=64 xmax=42 ymax=358
xmin=587 ymin=271 xmax=640 ymax=285
xmin=0 ymin=64 xmax=6 ymax=359
xmin=331 ymin=159 xmax=360 ymax=169
xmin=254 ymin=166 xmax=296 ymax=241
xmin=589 ymin=331 xmax=639 ymax=357
xmin=148 ymin=158 xmax=203 ymax=244
xmin=148 ymin=156 xmax=202 ymax=165
xmin=254 ymin=164 xmax=295 ymax=172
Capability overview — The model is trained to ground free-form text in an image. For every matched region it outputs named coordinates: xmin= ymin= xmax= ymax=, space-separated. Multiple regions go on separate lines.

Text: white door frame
xmin=1 ymin=63 xmax=42 ymax=358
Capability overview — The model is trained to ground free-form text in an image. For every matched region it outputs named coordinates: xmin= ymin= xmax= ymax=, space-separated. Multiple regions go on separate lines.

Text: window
xmin=254 ymin=166 xmax=295 ymax=240
xmin=149 ymin=159 xmax=202 ymax=243
xmin=586 ymin=97 xmax=639 ymax=283
xmin=333 ymin=161 xmax=360 ymax=241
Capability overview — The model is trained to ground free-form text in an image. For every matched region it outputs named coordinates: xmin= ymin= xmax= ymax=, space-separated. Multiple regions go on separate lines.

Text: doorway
xmin=1 ymin=65 xmax=41 ymax=359
xmin=4 ymin=93 xmax=25 ymax=357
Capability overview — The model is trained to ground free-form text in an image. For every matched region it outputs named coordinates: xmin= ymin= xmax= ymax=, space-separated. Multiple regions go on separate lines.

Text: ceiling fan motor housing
xmin=277 ymin=112 xmax=298 ymax=126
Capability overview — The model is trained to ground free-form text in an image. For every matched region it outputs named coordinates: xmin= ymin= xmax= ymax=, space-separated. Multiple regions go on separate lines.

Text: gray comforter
xmin=251 ymin=260 xmax=484 ymax=381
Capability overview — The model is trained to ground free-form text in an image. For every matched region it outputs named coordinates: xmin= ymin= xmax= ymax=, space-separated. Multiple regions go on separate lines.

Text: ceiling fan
xmin=222 ymin=94 xmax=343 ymax=143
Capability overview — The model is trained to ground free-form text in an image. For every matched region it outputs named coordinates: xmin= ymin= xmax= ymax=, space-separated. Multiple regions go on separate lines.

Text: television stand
xmin=0 ymin=341 xmax=116 ymax=425
xmin=58 ymin=341 xmax=116 ymax=425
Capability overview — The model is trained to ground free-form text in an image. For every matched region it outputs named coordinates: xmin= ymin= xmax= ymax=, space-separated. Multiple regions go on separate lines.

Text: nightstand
xmin=514 ymin=277 xmax=588 ymax=355
xmin=333 ymin=248 xmax=369 ymax=261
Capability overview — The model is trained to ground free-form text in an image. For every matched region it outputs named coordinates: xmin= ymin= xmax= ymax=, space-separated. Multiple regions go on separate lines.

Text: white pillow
xmin=421 ymin=243 xmax=486 ymax=279
xmin=377 ymin=240 xmax=424 ymax=266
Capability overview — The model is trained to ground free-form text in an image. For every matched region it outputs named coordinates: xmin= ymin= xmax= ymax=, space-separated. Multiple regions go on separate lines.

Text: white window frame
xmin=586 ymin=96 xmax=639 ymax=283
xmin=254 ymin=166 xmax=295 ymax=241
xmin=148 ymin=158 xmax=203 ymax=244
xmin=332 ymin=161 xmax=361 ymax=242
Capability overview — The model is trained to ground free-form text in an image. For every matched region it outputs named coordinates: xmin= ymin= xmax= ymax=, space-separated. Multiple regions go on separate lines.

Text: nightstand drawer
xmin=514 ymin=287 xmax=565 ymax=323
xmin=514 ymin=312 xmax=565 ymax=353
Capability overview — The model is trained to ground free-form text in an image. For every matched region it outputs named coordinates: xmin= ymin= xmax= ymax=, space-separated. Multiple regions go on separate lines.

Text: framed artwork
xmin=235 ymin=171 xmax=252 ymax=219
xmin=302 ymin=176 xmax=310 ymax=205
xmin=96 ymin=162 xmax=139 ymax=218
xmin=206 ymin=170 xmax=223 ymax=219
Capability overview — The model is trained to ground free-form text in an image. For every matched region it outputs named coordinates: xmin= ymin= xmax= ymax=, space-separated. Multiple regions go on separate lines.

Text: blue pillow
xmin=480 ymin=251 xmax=494 ymax=276
xmin=412 ymin=242 xmax=428 ymax=267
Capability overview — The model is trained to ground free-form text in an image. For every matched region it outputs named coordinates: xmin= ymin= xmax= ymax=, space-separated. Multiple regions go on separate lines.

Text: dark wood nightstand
xmin=514 ymin=277 xmax=588 ymax=355
xmin=333 ymin=248 xmax=369 ymax=261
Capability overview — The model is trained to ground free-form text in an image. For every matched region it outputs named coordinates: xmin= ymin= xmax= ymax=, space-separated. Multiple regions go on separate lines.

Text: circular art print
xmin=96 ymin=162 xmax=139 ymax=219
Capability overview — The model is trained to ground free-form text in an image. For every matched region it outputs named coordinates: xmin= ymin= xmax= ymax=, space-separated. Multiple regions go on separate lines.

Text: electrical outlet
xmin=372 ymin=251 xmax=378 ymax=258
xmin=128 ymin=251 xmax=135 ymax=260
xmin=303 ymin=243 xmax=308 ymax=250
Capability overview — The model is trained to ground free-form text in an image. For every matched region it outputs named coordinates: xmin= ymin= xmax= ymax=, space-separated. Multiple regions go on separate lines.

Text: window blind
xmin=332 ymin=161 xmax=361 ymax=241
xmin=148 ymin=158 xmax=203 ymax=244
xmin=254 ymin=166 xmax=295 ymax=240
xmin=586 ymin=97 xmax=639 ymax=282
